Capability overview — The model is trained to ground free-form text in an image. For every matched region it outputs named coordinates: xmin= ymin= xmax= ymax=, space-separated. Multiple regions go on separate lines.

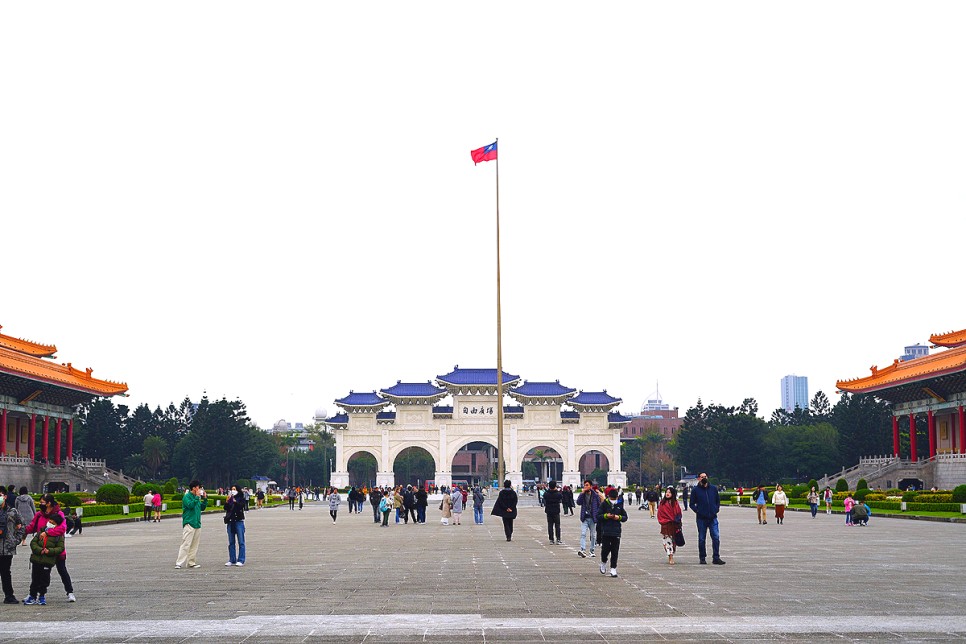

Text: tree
xmin=142 ymin=436 xmax=169 ymax=480
xmin=830 ymin=393 xmax=893 ymax=467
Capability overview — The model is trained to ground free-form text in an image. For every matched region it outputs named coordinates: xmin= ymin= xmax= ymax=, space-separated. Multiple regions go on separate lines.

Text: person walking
xmin=824 ymin=486 xmax=834 ymax=515
xmin=688 ymin=472 xmax=725 ymax=565
xmin=14 ymin=487 xmax=35 ymax=539
xmin=597 ymin=488 xmax=628 ymax=577
xmin=753 ymin=485 xmax=768 ymax=525
xmin=807 ymin=487 xmax=820 ymax=518
xmin=490 ymin=480 xmax=518 ymax=541
xmin=771 ymin=484 xmax=789 ymax=525
xmin=657 ymin=486 xmax=682 ymax=565
xmin=297 ymin=486 xmax=304 ymax=511
xmin=439 ymin=487 xmax=452 ymax=525
xmin=576 ymin=480 xmax=601 ymax=558
xmin=152 ymin=490 xmax=163 ymax=522
xmin=646 ymin=486 xmax=660 ymax=518
xmin=24 ymin=512 xmax=66 ymax=606
xmin=415 ymin=486 xmax=428 ymax=524
xmin=288 ymin=487 xmax=297 ymax=511
xmin=175 ymin=481 xmax=207 ymax=569
xmin=25 ymin=494 xmax=75 ymax=602
xmin=450 ymin=485 xmax=464 ymax=525
xmin=369 ymin=487 xmax=383 ymax=524
xmin=472 ymin=486 xmax=485 ymax=525
xmin=224 ymin=485 xmax=246 ymax=567
xmin=403 ymin=486 xmax=417 ymax=525
xmin=327 ymin=487 xmax=341 ymax=523
xmin=562 ymin=485 xmax=575 ymax=516
xmin=0 ymin=491 xmax=26 ymax=604
xmin=543 ymin=481 xmax=563 ymax=544
xmin=143 ymin=489 xmax=154 ymax=522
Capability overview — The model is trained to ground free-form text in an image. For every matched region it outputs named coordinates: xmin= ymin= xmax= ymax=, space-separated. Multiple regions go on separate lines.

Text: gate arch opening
xmin=346 ymin=450 xmax=378 ymax=488
xmin=393 ymin=446 xmax=435 ymax=488
xmin=578 ymin=449 xmax=610 ymax=485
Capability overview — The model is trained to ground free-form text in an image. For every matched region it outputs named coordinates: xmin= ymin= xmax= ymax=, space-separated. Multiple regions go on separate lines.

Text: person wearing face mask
xmin=657 ymin=486 xmax=682 ymax=565
xmin=224 ymin=485 xmax=246 ymax=567
xmin=0 ymin=491 xmax=27 ymax=604
xmin=24 ymin=494 xmax=75 ymax=602
xmin=687 ymin=473 xmax=725 ymax=565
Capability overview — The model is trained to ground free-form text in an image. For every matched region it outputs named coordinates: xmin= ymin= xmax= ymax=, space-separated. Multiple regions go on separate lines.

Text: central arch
xmin=393 ymin=446 xmax=435 ymax=488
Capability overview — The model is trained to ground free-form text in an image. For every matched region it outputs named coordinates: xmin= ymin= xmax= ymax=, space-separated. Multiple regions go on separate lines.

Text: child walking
xmin=598 ymin=488 xmax=628 ymax=578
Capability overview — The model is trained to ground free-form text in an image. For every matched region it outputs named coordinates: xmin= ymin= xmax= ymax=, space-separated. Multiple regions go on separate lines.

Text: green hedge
xmin=905 ymin=502 xmax=962 ymax=513
xmin=854 ymin=489 xmax=874 ymax=501
xmin=867 ymin=501 xmax=901 ymax=511
xmin=80 ymin=504 xmax=124 ymax=517
xmin=96 ymin=484 xmax=130 ymax=505
xmin=954 ymin=485 xmax=966 ymax=503
xmin=915 ymin=494 xmax=953 ymax=503
xmin=53 ymin=493 xmax=82 ymax=508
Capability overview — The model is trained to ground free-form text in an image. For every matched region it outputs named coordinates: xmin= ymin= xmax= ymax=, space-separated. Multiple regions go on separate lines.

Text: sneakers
xmin=22 ymin=596 xmax=36 ymax=605
xmin=235 ymin=562 xmax=244 ymax=567
xmin=712 ymin=558 xmax=726 ymax=565
xmin=67 ymin=593 xmax=76 ymax=603
xmin=37 ymin=596 xmax=46 ymax=606
xmin=226 ymin=562 xmax=234 ymax=566
xmin=174 ymin=564 xmax=182 ymax=569
xmin=610 ymin=568 xmax=618 ymax=577
xmin=577 ymin=550 xmax=587 ymax=558
xmin=599 ymin=563 xmax=607 ymax=574
xmin=3 ymin=597 xmax=18 ymax=605
xmin=188 ymin=564 xmax=202 ymax=568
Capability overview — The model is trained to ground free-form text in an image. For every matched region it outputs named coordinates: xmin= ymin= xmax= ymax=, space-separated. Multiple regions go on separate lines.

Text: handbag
xmin=673 ymin=528 xmax=685 ymax=547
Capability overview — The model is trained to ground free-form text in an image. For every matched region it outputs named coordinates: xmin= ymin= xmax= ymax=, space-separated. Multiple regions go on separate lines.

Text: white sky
xmin=3 ymin=3 xmax=964 ymax=429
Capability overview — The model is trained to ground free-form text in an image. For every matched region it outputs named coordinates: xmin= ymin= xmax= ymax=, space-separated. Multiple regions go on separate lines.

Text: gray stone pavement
xmin=0 ymin=500 xmax=964 ymax=642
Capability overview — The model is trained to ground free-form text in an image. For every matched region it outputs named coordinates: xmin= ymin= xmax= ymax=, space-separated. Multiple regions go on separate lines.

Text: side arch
xmin=386 ymin=441 xmax=440 ymax=472
xmin=516 ymin=439 xmax=569 ymax=474
xmin=344 ymin=448 xmax=383 ymax=472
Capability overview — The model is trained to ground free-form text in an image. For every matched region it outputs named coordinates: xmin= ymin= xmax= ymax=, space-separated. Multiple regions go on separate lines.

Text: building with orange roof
xmin=0 ymin=324 xmax=128 ymax=487
xmin=836 ymin=327 xmax=966 ymax=488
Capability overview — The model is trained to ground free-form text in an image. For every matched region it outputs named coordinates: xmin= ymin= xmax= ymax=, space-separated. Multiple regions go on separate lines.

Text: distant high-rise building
xmin=781 ymin=375 xmax=809 ymax=412
xmin=901 ymin=343 xmax=929 ymax=362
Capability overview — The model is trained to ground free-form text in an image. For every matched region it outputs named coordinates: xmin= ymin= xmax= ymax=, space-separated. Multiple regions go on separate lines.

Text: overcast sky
xmin=3 ymin=3 xmax=964 ymax=429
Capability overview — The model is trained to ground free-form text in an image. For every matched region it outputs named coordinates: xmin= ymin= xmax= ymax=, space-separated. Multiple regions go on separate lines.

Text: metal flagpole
xmin=495 ymin=137 xmax=505 ymax=485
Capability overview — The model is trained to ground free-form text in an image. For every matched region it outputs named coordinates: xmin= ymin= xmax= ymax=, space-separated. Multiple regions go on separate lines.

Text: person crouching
xmin=25 ymin=513 xmax=65 ymax=606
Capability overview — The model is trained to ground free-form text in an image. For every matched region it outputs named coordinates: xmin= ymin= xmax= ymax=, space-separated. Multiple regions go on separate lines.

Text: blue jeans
xmin=474 ymin=506 xmax=484 ymax=524
xmin=810 ymin=503 xmax=818 ymax=517
xmin=395 ymin=508 xmax=400 ymax=523
xmin=580 ymin=518 xmax=597 ymax=552
xmin=227 ymin=521 xmax=246 ymax=564
xmin=417 ymin=506 xmax=426 ymax=523
xmin=695 ymin=516 xmax=720 ymax=561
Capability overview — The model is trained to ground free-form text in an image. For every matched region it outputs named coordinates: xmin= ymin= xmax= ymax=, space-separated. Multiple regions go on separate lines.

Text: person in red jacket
xmin=657 ymin=486 xmax=682 ymax=565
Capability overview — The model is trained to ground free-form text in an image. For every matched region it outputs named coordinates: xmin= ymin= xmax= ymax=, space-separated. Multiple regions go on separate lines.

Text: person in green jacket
xmin=24 ymin=513 xmax=65 ymax=605
xmin=175 ymin=480 xmax=208 ymax=569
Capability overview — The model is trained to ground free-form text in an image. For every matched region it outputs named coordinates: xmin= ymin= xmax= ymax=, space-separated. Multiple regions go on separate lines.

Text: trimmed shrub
xmin=953 ymin=485 xmax=966 ymax=503
xmin=913 ymin=494 xmax=953 ymax=504
xmin=835 ymin=478 xmax=849 ymax=492
xmin=808 ymin=479 xmax=818 ymax=492
xmin=867 ymin=501 xmax=901 ymax=511
xmin=790 ymin=484 xmax=808 ymax=499
xmin=80 ymin=504 xmax=124 ymax=517
xmin=905 ymin=502 xmax=962 ymax=513
xmin=96 ymin=483 xmax=130 ymax=505
xmin=53 ymin=493 xmax=81 ymax=508
xmin=131 ymin=482 xmax=163 ymax=497
xmin=163 ymin=478 xmax=178 ymax=495
xmin=886 ymin=488 xmax=902 ymax=496
xmin=856 ymin=478 xmax=868 ymax=490
xmin=864 ymin=493 xmax=886 ymax=502
xmin=853 ymin=488 xmax=874 ymax=501
xmin=902 ymin=491 xmax=921 ymax=502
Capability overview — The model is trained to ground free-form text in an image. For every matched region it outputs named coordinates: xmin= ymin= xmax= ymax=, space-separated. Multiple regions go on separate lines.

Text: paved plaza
xmin=0 ymin=498 xmax=964 ymax=642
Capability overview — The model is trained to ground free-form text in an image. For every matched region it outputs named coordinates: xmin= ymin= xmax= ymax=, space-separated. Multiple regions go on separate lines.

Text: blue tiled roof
xmin=608 ymin=412 xmax=633 ymax=423
xmin=325 ymin=413 xmax=349 ymax=424
xmin=377 ymin=411 xmax=396 ymax=420
xmin=504 ymin=405 xmax=524 ymax=414
xmin=560 ymin=411 xmax=580 ymax=420
xmin=380 ymin=381 xmax=447 ymax=397
xmin=334 ymin=391 xmax=385 ymax=406
xmin=511 ymin=381 xmax=576 ymax=397
xmin=570 ymin=391 xmax=622 ymax=406
xmin=433 ymin=405 xmax=454 ymax=414
xmin=436 ymin=366 xmax=521 ymax=386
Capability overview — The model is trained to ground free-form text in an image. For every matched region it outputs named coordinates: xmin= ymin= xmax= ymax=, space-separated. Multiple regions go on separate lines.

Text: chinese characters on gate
xmin=463 ymin=407 xmax=495 ymax=415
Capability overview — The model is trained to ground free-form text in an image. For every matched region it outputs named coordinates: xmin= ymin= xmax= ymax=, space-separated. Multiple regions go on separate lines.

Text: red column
xmin=54 ymin=419 xmax=62 ymax=465
xmin=66 ymin=418 xmax=73 ymax=462
xmin=892 ymin=416 xmax=900 ymax=457
xmin=927 ymin=410 xmax=936 ymax=458
xmin=909 ymin=413 xmax=917 ymax=462
xmin=41 ymin=417 xmax=49 ymax=461
xmin=0 ymin=408 xmax=6 ymax=456
xmin=959 ymin=406 xmax=966 ymax=455
xmin=14 ymin=418 xmax=20 ymax=457
xmin=28 ymin=414 xmax=36 ymax=461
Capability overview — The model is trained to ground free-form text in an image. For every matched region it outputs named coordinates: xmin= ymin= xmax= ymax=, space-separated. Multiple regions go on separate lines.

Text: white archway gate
xmin=326 ymin=368 xmax=629 ymax=489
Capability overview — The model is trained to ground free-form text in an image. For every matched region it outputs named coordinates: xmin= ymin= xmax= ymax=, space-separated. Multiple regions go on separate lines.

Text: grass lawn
xmin=84 ymin=502 xmax=288 ymax=525
xmin=782 ymin=501 xmax=963 ymax=520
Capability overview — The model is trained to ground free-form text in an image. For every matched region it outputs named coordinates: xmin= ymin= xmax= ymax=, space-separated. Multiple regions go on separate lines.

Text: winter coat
xmin=403 ymin=490 xmax=415 ymax=509
xmin=576 ymin=489 xmax=602 ymax=522
xmin=0 ymin=506 xmax=26 ymax=557
xmin=490 ymin=488 xmax=518 ymax=518
xmin=562 ymin=489 xmax=575 ymax=508
xmin=416 ymin=490 xmax=428 ymax=507
xmin=450 ymin=490 xmax=464 ymax=513
xmin=29 ymin=530 xmax=64 ymax=567
xmin=657 ymin=499 xmax=682 ymax=526
xmin=771 ymin=490 xmax=789 ymax=506
xmin=369 ymin=489 xmax=383 ymax=506
xmin=224 ymin=495 xmax=245 ymax=523
xmin=15 ymin=494 xmax=35 ymax=521
xmin=440 ymin=493 xmax=452 ymax=518
xmin=379 ymin=496 xmax=393 ymax=513
xmin=807 ymin=491 xmax=820 ymax=504
xmin=327 ymin=492 xmax=342 ymax=511
xmin=688 ymin=483 xmax=721 ymax=520
xmin=598 ymin=499 xmax=628 ymax=537
xmin=25 ymin=505 xmax=67 ymax=561
xmin=543 ymin=489 xmax=563 ymax=515
xmin=472 ymin=489 xmax=485 ymax=508
xmin=181 ymin=492 xmax=208 ymax=529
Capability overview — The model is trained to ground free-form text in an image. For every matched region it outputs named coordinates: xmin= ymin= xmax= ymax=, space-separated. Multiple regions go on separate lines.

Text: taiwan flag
xmin=470 ymin=141 xmax=498 ymax=164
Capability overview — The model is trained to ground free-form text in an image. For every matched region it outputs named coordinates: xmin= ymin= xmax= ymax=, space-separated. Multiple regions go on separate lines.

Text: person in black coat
xmin=490 ymin=480 xmax=518 ymax=541
xmin=562 ymin=486 xmax=576 ymax=515
xmin=543 ymin=481 xmax=564 ymax=544
xmin=598 ymin=488 xmax=627 ymax=577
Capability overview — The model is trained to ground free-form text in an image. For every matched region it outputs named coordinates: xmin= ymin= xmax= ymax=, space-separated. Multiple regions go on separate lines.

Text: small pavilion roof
xmin=325 ymin=413 xmax=349 ymax=425
xmin=436 ymin=366 xmax=521 ymax=387
xmin=376 ymin=411 xmax=396 ymax=421
xmin=836 ymin=344 xmax=966 ymax=397
xmin=334 ymin=391 xmax=386 ymax=407
xmin=608 ymin=412 xmax=633 ymax=424
xmin=570 ymin=391 xmax=622 ymax=406
xmin=0 ymin=346 xmax=127 ymax=402
xmin=380 ymin=381 xmax=447 ymax=398
xmin=930 ymin=328 xmax=966 ymax=348
xmin=510 ymin=380 xmax=576 ymax=398
xmin=0 ymin=326 xmax=57 ymax=357
xmin=560 ymin=410 xmax=580 ymax=420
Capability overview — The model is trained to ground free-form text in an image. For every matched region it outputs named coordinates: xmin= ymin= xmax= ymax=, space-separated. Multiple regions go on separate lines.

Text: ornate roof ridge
xmin=836 ymin=343 xmax=966 ymax=392
xmin=930 ymin=328 xmax=966 ymax=348
xmin=0 ymin=346 xmax=128 ymax=396
xmin=0 ymin=325 xmax=57 ymax=357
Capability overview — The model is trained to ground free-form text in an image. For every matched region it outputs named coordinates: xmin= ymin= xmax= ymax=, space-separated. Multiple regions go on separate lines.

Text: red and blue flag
xmin=470 ymin=141 xmax=497 ymax=165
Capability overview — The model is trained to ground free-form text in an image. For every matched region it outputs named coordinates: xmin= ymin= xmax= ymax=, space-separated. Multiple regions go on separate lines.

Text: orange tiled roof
xmin=0 ymin=346 xmax=127 ymax=397
xmin=0 ymin=325 xmax=56 ymax=357
xmin=930 ymin=328 xmax=966 ymax=348
xmin=836 ymin=344 xmax=966 ymax=394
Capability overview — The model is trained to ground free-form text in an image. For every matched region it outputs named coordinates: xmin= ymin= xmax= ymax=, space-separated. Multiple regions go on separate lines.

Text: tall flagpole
xmin=495 ymin=137 xmax=505 ymax=485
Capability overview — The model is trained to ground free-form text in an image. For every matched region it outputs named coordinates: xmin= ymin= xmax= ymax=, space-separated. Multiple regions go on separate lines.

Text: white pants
xmin=176 ymin=525 xmax=201 ymax=567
